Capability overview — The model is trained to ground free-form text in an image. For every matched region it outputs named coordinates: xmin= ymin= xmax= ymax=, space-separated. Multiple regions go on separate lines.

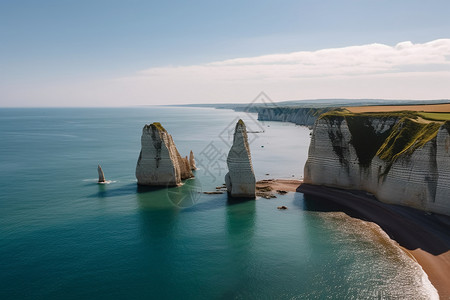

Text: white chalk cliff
xmin=257 ymin=107 xmax=334 ymax=127
xmin=136 ymin=122 xmax=194 ymax=186
xmin=304 ymin=113 xmax=450 ymax=216
xmin=225 ymin=119 xmax=256 ymax=198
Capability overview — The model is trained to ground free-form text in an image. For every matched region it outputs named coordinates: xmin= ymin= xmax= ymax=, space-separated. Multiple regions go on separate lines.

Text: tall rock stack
xmin=189 ymin=150 xmax=196 ymax=170
xmin=136 ymin=122 xmax=194 ymax=186
xmin=225 ymin=119 xmax=256 ymax=198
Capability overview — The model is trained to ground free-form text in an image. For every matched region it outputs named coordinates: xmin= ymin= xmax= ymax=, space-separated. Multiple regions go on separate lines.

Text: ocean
xmin=0 ymin=107 xmax=436 ymax=299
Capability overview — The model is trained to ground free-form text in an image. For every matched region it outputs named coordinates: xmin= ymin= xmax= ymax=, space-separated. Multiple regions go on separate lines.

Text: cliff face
xmin=136 ymin=122 xmax=193 ymax=186
xmin=225 ymin=119 xmax=256 ymax=198
xmin=257 ymin=107 xmax=335 ymax=127
xmin=304 ymin=114 xmax=450 ymax=216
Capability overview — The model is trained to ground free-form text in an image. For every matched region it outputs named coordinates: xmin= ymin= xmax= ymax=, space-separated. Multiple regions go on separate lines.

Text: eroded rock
xmin=225 ymin=119 xmax=256 ymax=198
xmin=189 ymin=150 xmax=197 ymax=170
xmin=136 ymin=122 xmax=194 ymax=186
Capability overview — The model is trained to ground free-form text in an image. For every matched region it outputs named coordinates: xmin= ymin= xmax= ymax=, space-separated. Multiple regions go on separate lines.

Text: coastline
xmin=297 ymin=183 xmax=450 ymax=299
xmin=255 ymin=179 xmax=303 ymax=198
xmin=256 ymin=179 xmax=450 ymax=298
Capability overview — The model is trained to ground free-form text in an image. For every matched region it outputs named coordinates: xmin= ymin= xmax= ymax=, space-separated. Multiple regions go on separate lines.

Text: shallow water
xmin=0 ymin=107 xmax=436 ymax=299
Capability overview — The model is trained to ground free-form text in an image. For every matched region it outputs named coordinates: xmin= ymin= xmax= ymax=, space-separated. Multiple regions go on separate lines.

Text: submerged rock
xmin=97 ymin=165 xmax=105 ymax=183
xmin=225 ymin=119 xmax=256 ymax=198
xmin=135 ymin=122 xmax=194 ymax=186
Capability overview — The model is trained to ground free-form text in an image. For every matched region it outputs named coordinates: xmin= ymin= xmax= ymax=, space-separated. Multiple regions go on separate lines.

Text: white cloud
xmin=2 ymin=39 xmax=450 ymax=106
xmin=137 ymin=39 xmax=450 ymax=79
xmin=112 ymin=39 xmax=450 ymax=104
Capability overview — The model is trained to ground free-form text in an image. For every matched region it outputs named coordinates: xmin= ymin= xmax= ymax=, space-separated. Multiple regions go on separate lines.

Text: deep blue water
xmin=0 ymin=107 xmax=436 ymax=299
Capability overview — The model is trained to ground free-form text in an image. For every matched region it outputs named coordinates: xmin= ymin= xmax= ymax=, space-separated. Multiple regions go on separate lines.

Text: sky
xmin=1 ymin=0 xmax=450 ymax=107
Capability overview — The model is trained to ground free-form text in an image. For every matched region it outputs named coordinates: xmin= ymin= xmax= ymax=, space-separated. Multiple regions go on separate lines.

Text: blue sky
xmin=1 ymin=0 xmax=450 ymax=106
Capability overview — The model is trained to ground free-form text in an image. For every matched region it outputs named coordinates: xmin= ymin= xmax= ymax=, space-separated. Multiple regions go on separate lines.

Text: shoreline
xmin=297 ymin=183 xmax=450 ymax=299
xmin=256 ymin=179 xmax=450 ymax=298
xmin=255 ymin=179 xmax=303 ymax=198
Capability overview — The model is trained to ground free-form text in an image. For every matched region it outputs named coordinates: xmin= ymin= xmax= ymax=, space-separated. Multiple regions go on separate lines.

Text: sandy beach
xmin=257 ymin=179 xmax=450 ymax=298
xmin=297 ymin=183 xmax=450 ymax=299
xmin=255 ymin=179 xmax=303 ymax=198
xmin=255 ymin=179 xmax=450 ymax=297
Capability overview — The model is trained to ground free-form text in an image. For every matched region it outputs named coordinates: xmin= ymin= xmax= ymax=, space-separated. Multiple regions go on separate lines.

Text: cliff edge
xmin=257 ymin=107 xmax=335 ymax=127
xmin=304 ymin=112 xmax=450 ymax=216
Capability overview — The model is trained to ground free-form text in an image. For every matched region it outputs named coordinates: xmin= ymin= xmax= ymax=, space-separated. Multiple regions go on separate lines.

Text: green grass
xmin=377 ymin=118 xmax=440 ymax=162
xmin=321 ymin=110 xmax=419 ymax=120
xmin=419 ymin=112 xmax=450 ymax=121
xmin=319 ymin=111 xmax=443 ymax=172
xmin=149 ymin=122 xmax=166 ymax=132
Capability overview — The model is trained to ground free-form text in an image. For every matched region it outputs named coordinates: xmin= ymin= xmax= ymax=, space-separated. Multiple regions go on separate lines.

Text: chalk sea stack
xmin=97 ymin=165 xmax=105 ymax=183
xmin=136 ymin=122 xmax=194 ymax=186
xmin=189 ymin=150 xmax=196 ymax=170
xmin=225 ymin=119 xmax=256 ymax=198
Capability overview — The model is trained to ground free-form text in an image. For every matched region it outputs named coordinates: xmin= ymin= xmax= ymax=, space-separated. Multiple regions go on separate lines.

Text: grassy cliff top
xmin=345 ymin=102 xmax=450 ymax=113
xmin=147 ymin=122 xmax=167 ymax=132
xmin=377 ymin=119 xmax=441 ymax=162
xmin=320 ymin=109 xmax=419 ymax=120
xmin=322 ymin=109 xmax=450 ymax=122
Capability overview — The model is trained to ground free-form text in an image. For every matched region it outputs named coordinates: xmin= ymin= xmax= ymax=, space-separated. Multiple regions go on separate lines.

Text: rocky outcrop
xmin=225 ymin=120 xmax=256 ymax=198
xmin=97 ymin=165 xmax=105 ymax=183
xmin=174 ymin=146 xmax=194 ymax=181
xmin=136 ymin=122 xmax=194 ymax=186
xmin=304 ymin=113 xmax=450 ymax=216
xmin=189 ymin=150 xmax=196 ymax=170
xmin=257 ymin=107 xmax=335 ymax=127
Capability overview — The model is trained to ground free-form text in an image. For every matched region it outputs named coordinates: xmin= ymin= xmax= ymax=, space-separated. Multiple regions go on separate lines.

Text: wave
xmin=318 ymin=212 xmax=439 ymax=299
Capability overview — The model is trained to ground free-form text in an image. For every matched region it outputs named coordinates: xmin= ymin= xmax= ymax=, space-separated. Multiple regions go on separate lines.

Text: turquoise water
xmin=0 ymin=107 xmax=435 ymax=299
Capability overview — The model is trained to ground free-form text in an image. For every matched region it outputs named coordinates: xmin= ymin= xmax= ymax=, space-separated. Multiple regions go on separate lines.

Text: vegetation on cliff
xmin=319 ymin=111 xmax=446 ymax=168
xmin=377 ymin=118 xmax=441 ymax=162
xmin=419 ymin=112 xmax=450 ymax=121
xmin=148 ymin=122 xmax=166 ymax=132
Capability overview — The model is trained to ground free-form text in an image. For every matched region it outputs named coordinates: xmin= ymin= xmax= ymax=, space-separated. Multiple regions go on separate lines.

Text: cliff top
xmin=346 ymin=103 xmax=450 ymax=114
xmin=147 ymin=122 xmax=167 ymax=132
xmin=323 ymin=109 xmax=450 ymax=122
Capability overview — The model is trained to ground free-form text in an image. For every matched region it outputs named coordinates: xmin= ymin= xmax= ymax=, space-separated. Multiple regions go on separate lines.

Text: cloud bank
xmin=3 ymin=39 xmax=450 ymax=106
